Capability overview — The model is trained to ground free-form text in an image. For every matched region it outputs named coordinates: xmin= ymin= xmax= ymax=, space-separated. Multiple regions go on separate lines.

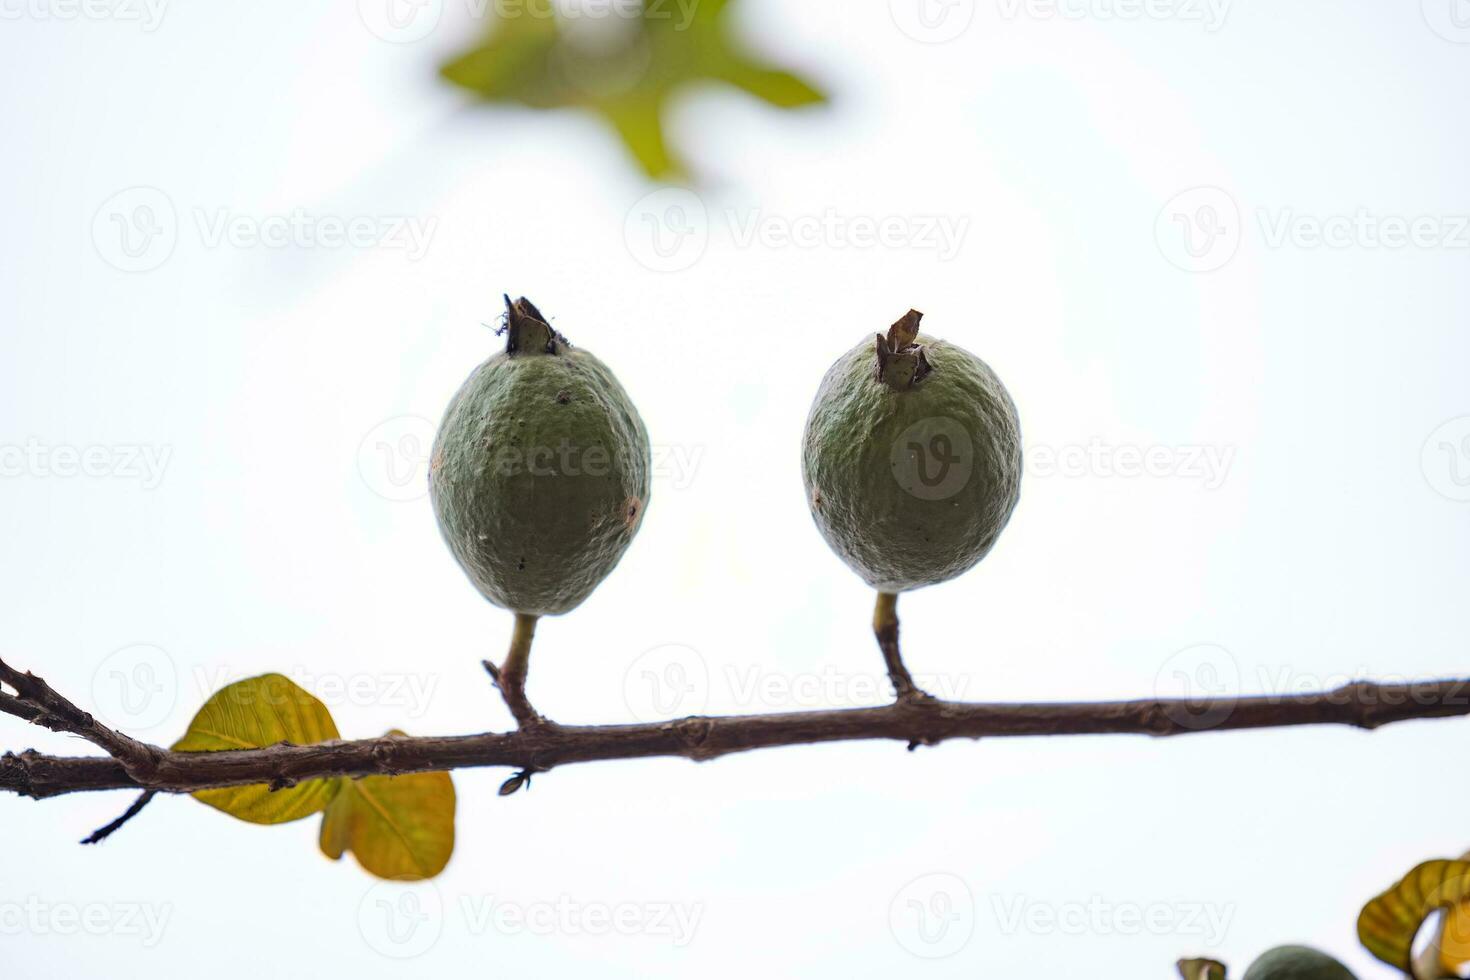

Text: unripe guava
xmin=1241 ymin=946 xmax=1358 ymax=980
xmin=801 ymin=310 xmax=1022 ymax=593
xmin=430 ymin=297 xmax=651 ymax=616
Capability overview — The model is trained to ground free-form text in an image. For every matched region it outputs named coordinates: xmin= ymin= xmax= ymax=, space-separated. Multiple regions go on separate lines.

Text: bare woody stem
xmin=873 ymin=591 xmax=928 ymax=703
xmin=6 ymin=672 xmax=1470 ymax=801
xmin=483 ymin=613 xmax=548 ymax=730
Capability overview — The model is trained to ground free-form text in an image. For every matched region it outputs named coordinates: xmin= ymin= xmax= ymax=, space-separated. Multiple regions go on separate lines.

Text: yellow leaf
xmin=172 ymin=673 xmax=342 ymax=825
xmin=1358 ymin=859 xmax=1470 ymax=973
xmin=319 ymin=733 xmax=455 ymax=881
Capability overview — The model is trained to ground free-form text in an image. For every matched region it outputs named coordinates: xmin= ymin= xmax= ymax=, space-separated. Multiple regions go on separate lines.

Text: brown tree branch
xmin=0 ymin=656 xmax=162 ymax=779
xmin=3 ymin=676 xmax=1467 ymax=801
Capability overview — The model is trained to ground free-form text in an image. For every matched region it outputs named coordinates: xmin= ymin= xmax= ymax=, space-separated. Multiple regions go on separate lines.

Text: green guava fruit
xmin=1241 ymin=946 xmax=1358 ymax=980
xmin=429 ymin=296 xmax=651 ymax=616
xmin=801 ymin=309 xmax=1022 ymax=593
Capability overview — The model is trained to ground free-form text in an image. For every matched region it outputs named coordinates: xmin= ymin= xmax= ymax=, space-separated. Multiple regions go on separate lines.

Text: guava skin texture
xmin=1241 ymin=946 xmax=1358 ymax=980
xmin=430 ymin=298 xmax=651 ymax=616
xmin=801 ymin=311 xmax=1022 ymax=594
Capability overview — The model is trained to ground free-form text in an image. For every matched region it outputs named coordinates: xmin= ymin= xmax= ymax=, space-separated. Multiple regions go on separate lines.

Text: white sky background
xmin=2 ymin=0 xmax=1469 ymax=975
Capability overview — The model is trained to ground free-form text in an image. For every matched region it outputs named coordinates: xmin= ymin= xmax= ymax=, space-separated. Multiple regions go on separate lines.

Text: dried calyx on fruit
xmin=873 ymin=308 xmax=932 ymax=389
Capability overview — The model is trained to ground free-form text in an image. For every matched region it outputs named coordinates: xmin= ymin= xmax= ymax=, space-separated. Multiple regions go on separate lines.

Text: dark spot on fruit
xmin=517 ymin=557 xmax=526 ymax=571
xmin=623 ymin=497 xmax=643 ymax=529
xmin=811 ymin=487 xmax=823 ymax=510
xmin=555 ymin=389 xmax=571 ymax=405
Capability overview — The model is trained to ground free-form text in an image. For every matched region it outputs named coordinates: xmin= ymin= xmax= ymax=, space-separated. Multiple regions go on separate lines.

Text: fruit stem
xmin=873 ymin=591 xmax=928 ymax=704
xmin=492 ymin=612 xmax=549 ymax=729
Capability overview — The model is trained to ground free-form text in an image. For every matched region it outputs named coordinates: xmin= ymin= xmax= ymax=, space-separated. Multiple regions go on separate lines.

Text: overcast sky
xmin=2 ymin=1 xmax=1469 ymax=976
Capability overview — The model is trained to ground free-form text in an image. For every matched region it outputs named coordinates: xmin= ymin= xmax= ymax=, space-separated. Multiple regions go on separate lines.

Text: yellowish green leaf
xmin=172 ymin=673 xmax=342 ymax=825
xmin=1358 ymin=859 xmax=1470 ymax=973
xmin=319 ymin=733 xmax=455 ymax=881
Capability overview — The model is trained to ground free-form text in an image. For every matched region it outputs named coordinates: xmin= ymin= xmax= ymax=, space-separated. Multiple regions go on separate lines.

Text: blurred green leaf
xmin=172 ymin=673 xmax=342 ymax=825
xmin=441 ymin=0 xmax=826 ymax=179
xmin=319 ymin=732 xmax=456 ymax=881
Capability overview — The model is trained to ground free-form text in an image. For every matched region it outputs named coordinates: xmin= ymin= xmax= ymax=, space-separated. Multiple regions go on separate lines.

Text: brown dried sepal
xmin=503 ymin=294 xmax=570 ymax=356
xmin=874 ymin=308 xmax=932 ymax=390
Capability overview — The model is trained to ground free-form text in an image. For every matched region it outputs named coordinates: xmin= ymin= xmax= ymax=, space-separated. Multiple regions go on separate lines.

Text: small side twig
xmin=873 ymin=592 xmax=931 ymax=704
xmin=0 ymin=691 xmax=46 ymax=727
xmin=80 ymin=790 xmax=158 ymax=845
